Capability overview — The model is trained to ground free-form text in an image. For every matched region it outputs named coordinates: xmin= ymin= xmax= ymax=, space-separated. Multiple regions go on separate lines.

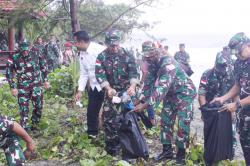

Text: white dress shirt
xmin=78 ymin=42 xmax=105 ymax=92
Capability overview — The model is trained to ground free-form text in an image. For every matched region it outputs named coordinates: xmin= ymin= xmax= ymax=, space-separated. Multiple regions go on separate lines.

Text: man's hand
xmin=24 ymin=140 xmax=36 ymax=160
xmin=44 ymin=81 xmax=50 ymax=89
xmin=26 ymin=141 xmax=35 ymax=152
xmin=210 ymin=96 xmax=226 ymax=105
xmin=106 ymin=87 xmax=116 ymax=98
xmin=75 ymin=91 xmax=83 ymax=101
xmin=127 ymin=84 xmax=136 ymax=96
xmin=11 ymin=89 xmax=18 ymax=97
xmin=219 ymin=102 xmax=237 ymax=112
xmin=134 ymin=103 xmax=148 ymax=112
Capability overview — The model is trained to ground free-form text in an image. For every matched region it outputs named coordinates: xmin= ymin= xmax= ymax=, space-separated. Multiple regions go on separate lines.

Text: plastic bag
xmin=200 ymin=103 xmax=233 ymax=166
xmin=116 ymin=111 xmax=149 ymax=160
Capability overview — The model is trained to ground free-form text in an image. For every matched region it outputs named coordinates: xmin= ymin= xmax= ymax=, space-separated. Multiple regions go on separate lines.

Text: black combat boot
xmin=176 ymin=148 xmax=186 ymax=165
xmin=154 ymin=144 xmax=173 ymax=162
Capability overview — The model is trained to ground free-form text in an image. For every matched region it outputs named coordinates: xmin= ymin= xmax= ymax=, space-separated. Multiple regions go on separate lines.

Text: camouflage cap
xmin=105 ymin=29 xmax=122 ymax=45
xmin=141 ymin=41 xmax=156 ymax=57
xmin=228 ymin=32 xmax=250 ymax=55
xmin=19 ymin=41 xmax=30 ymax=51
xmin=215 ymin=52 xmax=227 ymax=65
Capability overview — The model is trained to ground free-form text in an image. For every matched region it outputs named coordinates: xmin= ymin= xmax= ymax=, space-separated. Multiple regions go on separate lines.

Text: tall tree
xmin=69 ymin=0 xmax=79 ymax=33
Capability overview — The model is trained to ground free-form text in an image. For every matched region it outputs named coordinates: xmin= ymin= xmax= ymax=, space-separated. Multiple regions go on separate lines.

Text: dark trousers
xmin=87 ymin=88 xmax=105 ymax=136
xmin=239 ymin=117 xmax=250 ymax=166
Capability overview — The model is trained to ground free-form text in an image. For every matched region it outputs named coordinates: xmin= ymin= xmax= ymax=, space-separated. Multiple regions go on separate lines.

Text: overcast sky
xmin=104 ymin=0 xmax=250 ymax=48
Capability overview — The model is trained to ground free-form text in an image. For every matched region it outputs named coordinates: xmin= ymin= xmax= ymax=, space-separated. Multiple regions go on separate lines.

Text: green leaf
xmin=42 ymin=149 xmax=51 ymax=160
xmin=191 ymin=150 xmax=198 ymax=161
xmin=88 ymin=147 xmax=98 ymax=158
xmin=80 ymin=159 xmax=96 ymax=166
xmin=187 ymin=160 xmax=194 ymax=166
xmin=39 ymin=120 xmax=49 ymax=130
xmin=117 ymin=160 xmax=131 ymax=166
xmin=68 ymin=134 xmax=74 ymax=144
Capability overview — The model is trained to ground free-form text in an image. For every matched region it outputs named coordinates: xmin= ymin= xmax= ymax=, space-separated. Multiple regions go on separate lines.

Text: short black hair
xmin=74 ymin=30 xmax=90 ymax=42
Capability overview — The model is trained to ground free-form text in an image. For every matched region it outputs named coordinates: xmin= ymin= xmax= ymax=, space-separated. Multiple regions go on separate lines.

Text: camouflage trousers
xmin=3 ymin=139 xmax=25 ymax=166
xmin=18 ymin=86 xmax=43 ymax=129
xmin=239 ymin=115 xmax=250 ymax=165
xmin=102 ymin=100 xmax=122 ymax=155
xmin=160 ymin=100 xmax=193 ymax=149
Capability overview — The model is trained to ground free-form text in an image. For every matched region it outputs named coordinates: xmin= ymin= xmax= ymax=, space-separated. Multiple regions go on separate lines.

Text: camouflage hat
xmin=141 ymin=41 xmax=156 ymax=57
xmin=19 ymin=41 xmax=30 ymax=51
xmin=228 ymin=32 xmax=250 ymax=55
xmin=215 ymin=52 xmax=227 ymax=65
xmin=105 ymin=29 xmax=122 ymax=45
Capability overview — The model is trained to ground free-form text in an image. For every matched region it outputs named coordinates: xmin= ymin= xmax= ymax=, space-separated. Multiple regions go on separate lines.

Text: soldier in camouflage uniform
xmin=139 ymin=41 xmax=160 ymax=123
xmin=95 ymin=29 xmax=139 ymax=156
xmin=213 ymin=32 xmax=250 ymax=165
xmin=6 ymin=41 xmax=50 ymax=130
xmin=33 ymin=37 xmax=46 ymax=57
xmin=198 ymin=52 xmax=237 ymax=154
xmin=45 ymin=36 xmax=60 ymax=72
xmin=0 ymin=115 xmax=35 ymax=166
xmin=135 ymin=41 xmax=196 ymax=164
xmin=174 ymin=43 xmax=194 ymax=76
xmin=198 ymin=52 xmax=235 ymax=105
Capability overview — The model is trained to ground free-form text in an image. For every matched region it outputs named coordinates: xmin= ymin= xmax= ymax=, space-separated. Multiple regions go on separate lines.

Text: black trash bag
xmin=116 ymin=111 xmax=149 ymax=160
xmin=136 ymin=112 xmax=153 ymax=129
xmin=200 ymin=102 xmax=233 ymax=166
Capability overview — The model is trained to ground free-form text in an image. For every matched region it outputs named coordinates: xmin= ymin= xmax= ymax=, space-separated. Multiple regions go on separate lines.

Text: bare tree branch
xmin=91 ymin=0 xmax=153 ymax=39
xmin=63 ymin=0 xmax=71 ymax=17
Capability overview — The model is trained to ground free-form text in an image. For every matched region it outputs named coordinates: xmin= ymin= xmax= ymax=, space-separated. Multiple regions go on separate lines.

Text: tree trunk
xmin=8 ymin=19 xmax=15 ymax=51
xmin=69 ymin=0 xmax=80 ymax=34
xmin=18 ymin=21 xmax=25 ymax=42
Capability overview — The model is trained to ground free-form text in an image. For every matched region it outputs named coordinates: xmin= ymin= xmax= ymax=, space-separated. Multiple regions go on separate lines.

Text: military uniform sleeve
xmin=0 ymin=115 xmax=14 ymax=135
xmin=127 ymin=53 xmax=140 ymax=85
xmin=39 ymin=49 xmax=48 ymax=82
xmin=6 ymin=54 xmax=17 ymax=89
xmin=141 ymin=75 xmax=155 ymax=102
xmin=198 ymin=71 xmax=209 ymax=96
xmin=234 ymin=61 xmax=241 ymax=85
xmin=174 ymin=52 xmax=178 ymax=61
xmin=95 ymin=52 xmax=110 ymax=88
xmin=148 ymin=62 xmax=176 ymax=108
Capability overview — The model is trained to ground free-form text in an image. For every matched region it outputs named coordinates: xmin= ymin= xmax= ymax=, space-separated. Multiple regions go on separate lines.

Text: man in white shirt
xmin=74 ymin=30 xmax=105 ymax=138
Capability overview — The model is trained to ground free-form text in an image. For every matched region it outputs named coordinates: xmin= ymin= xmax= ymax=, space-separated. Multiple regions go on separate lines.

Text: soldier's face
xmin=144 ymin=53 xmax=159 ymax=64
xmin=107 ymin=44 xmax=120 ymax=54
xmin=240 ymin=43 xmax=250 ymax=60
xmin=37 ymin=38 xmax=43 ymax=44
xmin=180 ymin=46 xmax=185 ymax=52
xmin=215 ymin=64 xmax=227 ymax=76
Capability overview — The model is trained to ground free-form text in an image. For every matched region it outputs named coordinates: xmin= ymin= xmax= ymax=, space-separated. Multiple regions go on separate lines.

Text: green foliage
xmin=46 ymin=61 xmax=79 ymax=98
xmin=117 ymin=160 xmax=132 ymax=166
xmin=0 ymin=84 xmax=19 ymax=118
